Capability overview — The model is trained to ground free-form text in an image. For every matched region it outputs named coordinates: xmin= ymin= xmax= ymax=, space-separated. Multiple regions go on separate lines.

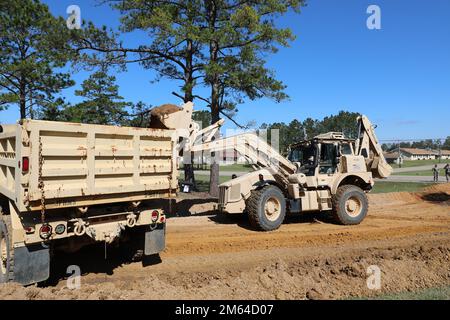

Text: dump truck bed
xmin=0 ymin=120 xmax=177 ymax=212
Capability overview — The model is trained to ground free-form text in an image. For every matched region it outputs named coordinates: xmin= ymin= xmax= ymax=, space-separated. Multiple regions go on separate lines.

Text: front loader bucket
xmin=149 ymin=102 xmax=193 ymax=130
xmin=371 ymin=156 xmax=393 ymax=179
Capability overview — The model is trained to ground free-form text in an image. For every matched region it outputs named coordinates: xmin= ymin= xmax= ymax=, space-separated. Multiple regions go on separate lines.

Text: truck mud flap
xmin=14 ymin=244 xmax=50 ymax=285
xmin=144 ymin=225 xmax=165 ymax=255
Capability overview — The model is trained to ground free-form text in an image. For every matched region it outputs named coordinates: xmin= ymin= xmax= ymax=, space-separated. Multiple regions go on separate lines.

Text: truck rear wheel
xmin=332 ymin=185 xmax=368 ymax=225
xmin=0 ymin=214 xmax=13 ymax=283
xmin=246 ymin=185 xmax=286 ymax=231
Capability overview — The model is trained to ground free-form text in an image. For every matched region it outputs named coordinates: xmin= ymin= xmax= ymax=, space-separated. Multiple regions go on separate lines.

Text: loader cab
xmin=288 ymin=141 xmax=319 ymax=176
xmin=288 ymin=136 xmax=355 ymax=178
xmin=317 ymin=139 xmax=355 ymax=175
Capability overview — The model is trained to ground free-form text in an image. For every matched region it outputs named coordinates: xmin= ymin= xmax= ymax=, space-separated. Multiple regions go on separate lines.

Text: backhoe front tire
xmin=0 ymin=214 xmax=13 ymax=283
xmin=332 ymin=185 xmax=368 ymax=225
xmin=246 ymin=185 xmax=286 ymax=231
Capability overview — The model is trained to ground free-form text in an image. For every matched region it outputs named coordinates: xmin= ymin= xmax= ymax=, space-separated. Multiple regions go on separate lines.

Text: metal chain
xmin=38 ymin=136 xmax=46 ymax=223
xmin=168 ymin=175 xmax=172 ymax=215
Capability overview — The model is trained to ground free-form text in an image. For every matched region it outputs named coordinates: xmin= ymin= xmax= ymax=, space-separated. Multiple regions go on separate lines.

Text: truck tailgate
xmin=0 ymin=120 xmax=177 ymax=212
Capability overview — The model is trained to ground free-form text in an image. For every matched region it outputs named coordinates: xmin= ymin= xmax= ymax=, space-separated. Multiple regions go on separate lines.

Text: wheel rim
xmin=0 ymin=235 xmax=6 ymax=275
xmin=264 ymin=196 xmax=281 ymax=222
xmin=345 ymin=196 xmax=362 ymax=217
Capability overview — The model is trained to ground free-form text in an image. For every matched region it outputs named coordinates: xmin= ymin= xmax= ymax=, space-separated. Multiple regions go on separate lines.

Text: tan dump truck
xmin=0 ymin=117 xmax=180 ymax=285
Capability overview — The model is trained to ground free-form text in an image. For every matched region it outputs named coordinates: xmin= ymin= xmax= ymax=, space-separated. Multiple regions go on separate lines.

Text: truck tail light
xmin=159 ymin=215 xmax=166 ymax=223
xmin=39 ymin=224 xmax=52 ymax=239
xmin=151 ymin=210 xmax=159 ymax=222
xmin=24 ymin=226 xmax=35 ymax=234
xmin=22 ymin=157 xmax=29 ymax=173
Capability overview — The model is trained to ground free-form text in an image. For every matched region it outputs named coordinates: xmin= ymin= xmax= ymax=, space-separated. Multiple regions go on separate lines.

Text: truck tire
xmin=332 ymin=185 xmax=368 ymax=225
xmin=246 ymin=185 xmax=286 ymax=231
xmin=0 ymin=214 xmax=13 ymax=283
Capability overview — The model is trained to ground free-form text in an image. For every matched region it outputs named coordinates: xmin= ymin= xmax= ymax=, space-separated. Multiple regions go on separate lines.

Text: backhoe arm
xmin=189 ymin=132 xmax=297 ymax=183
xmin=355 ymin=116 xmax=393 ymax=178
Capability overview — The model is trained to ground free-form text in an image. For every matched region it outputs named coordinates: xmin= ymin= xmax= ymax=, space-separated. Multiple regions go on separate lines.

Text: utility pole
xmin=438 ymin=143 xmax=442 ymax=164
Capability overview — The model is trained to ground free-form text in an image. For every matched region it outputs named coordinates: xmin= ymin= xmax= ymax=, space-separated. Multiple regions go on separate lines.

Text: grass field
xmin=359 ymin=285 xmax=450 ymax=300
xmin=179 ymin=163 xmax=253 ymax=172
xmin=371 ymin=181 xmax=432 ymax=193
xmin=180 ymin=172 xmax=432 ymax=194
xmin=218 ymin=163 xmax=253 ymax=172
xmin=395 ymin=169 xmax=447 ymax=177
xmin=179 ymin=174 xmax=231 ymax=192
xmin=391 ymin=159 xmax=445 ymax=168
xmin=194 ymin=175 xmax=230 ymax=192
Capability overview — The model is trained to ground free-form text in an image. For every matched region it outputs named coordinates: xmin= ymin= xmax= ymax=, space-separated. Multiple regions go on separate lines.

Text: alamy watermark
xmin=367 ymin=5 xmax=381 ymax=30
xmin=66 ymin=264 xmax=81 ymax=289
xmin=366 ymin=265 xmax=381 ymax=290
xmin=66 ymin=5 xmax=81 ymax=30
xmin=176 ymin=124 xmax=282 ymax=167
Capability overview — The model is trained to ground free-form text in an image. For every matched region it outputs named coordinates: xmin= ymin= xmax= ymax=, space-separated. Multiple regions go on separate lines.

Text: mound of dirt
xmin=368 ymin=192 xmax=420 ymax=206
xmin=151 ymin=104 xmax=181 ymax=116
xmin=149 ymin=104 xmax=182 ymax=129
xmin=0 ymin=237 xmax=448 ymax=300
xmin=419 ymin=183 xmax=450 ymax=204
xmin=422 ymin=183 xmax=450 ymax=194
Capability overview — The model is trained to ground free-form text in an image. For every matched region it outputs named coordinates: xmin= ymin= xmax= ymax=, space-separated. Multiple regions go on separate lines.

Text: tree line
xmin=382 ymin=138 xmax=450 ymax=152
xmin=259 ymin=111 xmax=362 ymax=154
xmin=0 ymin=0 xmax=305 ymax=125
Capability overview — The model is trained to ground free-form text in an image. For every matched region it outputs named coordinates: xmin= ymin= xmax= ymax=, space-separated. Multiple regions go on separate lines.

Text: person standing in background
xmin=432 ymin=164 xmax=440 ymax=182
xmin=445 ymin=163 xmax=450 ymax=182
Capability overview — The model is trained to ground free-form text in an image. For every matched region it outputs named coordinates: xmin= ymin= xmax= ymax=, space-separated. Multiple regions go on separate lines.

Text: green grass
xmin=218 ymin=163 xmax=253 ymax=172
xmin=371 ymin=181 xmax=432 ymax=193
xmin=179 ymin=163 xmax=253 ymax=172
xmin=193 ymin=174 xmax=231 ymax=192
xmin=391 ymin=159 xmax=443 ymax=168
xmin=395 ymin=169 xmax=446 ymax=176
xmin=180 ymin=173 xmax=433 ymax=194
xmin=357 ymin=285 xmax=450 ymax=300
xmin=179 ymin=173 xmax=232 ymax=192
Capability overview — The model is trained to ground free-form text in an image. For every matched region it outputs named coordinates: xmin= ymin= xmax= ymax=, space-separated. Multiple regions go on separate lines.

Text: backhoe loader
xmin=151 ymin=102 xmax=393 ymax=231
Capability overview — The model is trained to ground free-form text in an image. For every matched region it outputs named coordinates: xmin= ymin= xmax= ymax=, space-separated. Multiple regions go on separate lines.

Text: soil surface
xmin=1 ymin=184 xmax=449 ymax=300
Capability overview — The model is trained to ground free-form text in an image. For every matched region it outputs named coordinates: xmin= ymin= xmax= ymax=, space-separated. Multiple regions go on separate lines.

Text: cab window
xmin=340 ymin=143 xmax=353 ymax=155
xmin=319 ymin=143 xmax=337 ymax=174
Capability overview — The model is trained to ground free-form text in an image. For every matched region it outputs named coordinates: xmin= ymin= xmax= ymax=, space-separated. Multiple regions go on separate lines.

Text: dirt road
xmin=1 ymin=184 xmax=449 ymax=300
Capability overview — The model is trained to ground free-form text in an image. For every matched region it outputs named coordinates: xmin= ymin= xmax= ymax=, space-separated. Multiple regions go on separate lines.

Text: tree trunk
xmin=19 ymin=78 xmax=26 ymax=119
xmin=208 ymin=62 xmax=221 ymax=197
xmin=209 ymin=162 xmax=219 ymax=197
xmin=183 ymin=38 xmax=197 ymax=190
xmin=208 ymin=104 xmax=220 ymax=197
xmin=206 ymin=0 xmax=220 ymax=197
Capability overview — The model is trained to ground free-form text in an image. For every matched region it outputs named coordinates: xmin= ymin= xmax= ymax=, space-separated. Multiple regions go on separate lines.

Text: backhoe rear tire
xmin=0 ymin=213 xmax=14 ymax=283
xmin=246 ymin=185 xmax=286 ymax=231
xmin=332 ymin=185 xmax=368 ymax=225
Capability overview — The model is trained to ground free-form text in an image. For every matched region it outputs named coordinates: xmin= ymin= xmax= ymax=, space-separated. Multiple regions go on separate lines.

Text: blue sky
xmin=1 ymin=0 xmax=449 ymax=141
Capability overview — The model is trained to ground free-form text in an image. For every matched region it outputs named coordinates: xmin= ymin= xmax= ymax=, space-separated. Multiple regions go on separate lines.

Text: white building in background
xmin=383 ymin=151 xmax=403 ymax=165
xmin=438 ymin=149 xmax=450 ymax=160
xmin=399 ymin=148 xmax=438 ymax=160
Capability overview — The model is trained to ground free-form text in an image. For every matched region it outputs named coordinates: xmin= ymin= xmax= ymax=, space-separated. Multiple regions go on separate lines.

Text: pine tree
xmin=0 ymin=0 xmax=74 ymax=119
xmin=64 ymin=70 xmax=131 ymax=125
